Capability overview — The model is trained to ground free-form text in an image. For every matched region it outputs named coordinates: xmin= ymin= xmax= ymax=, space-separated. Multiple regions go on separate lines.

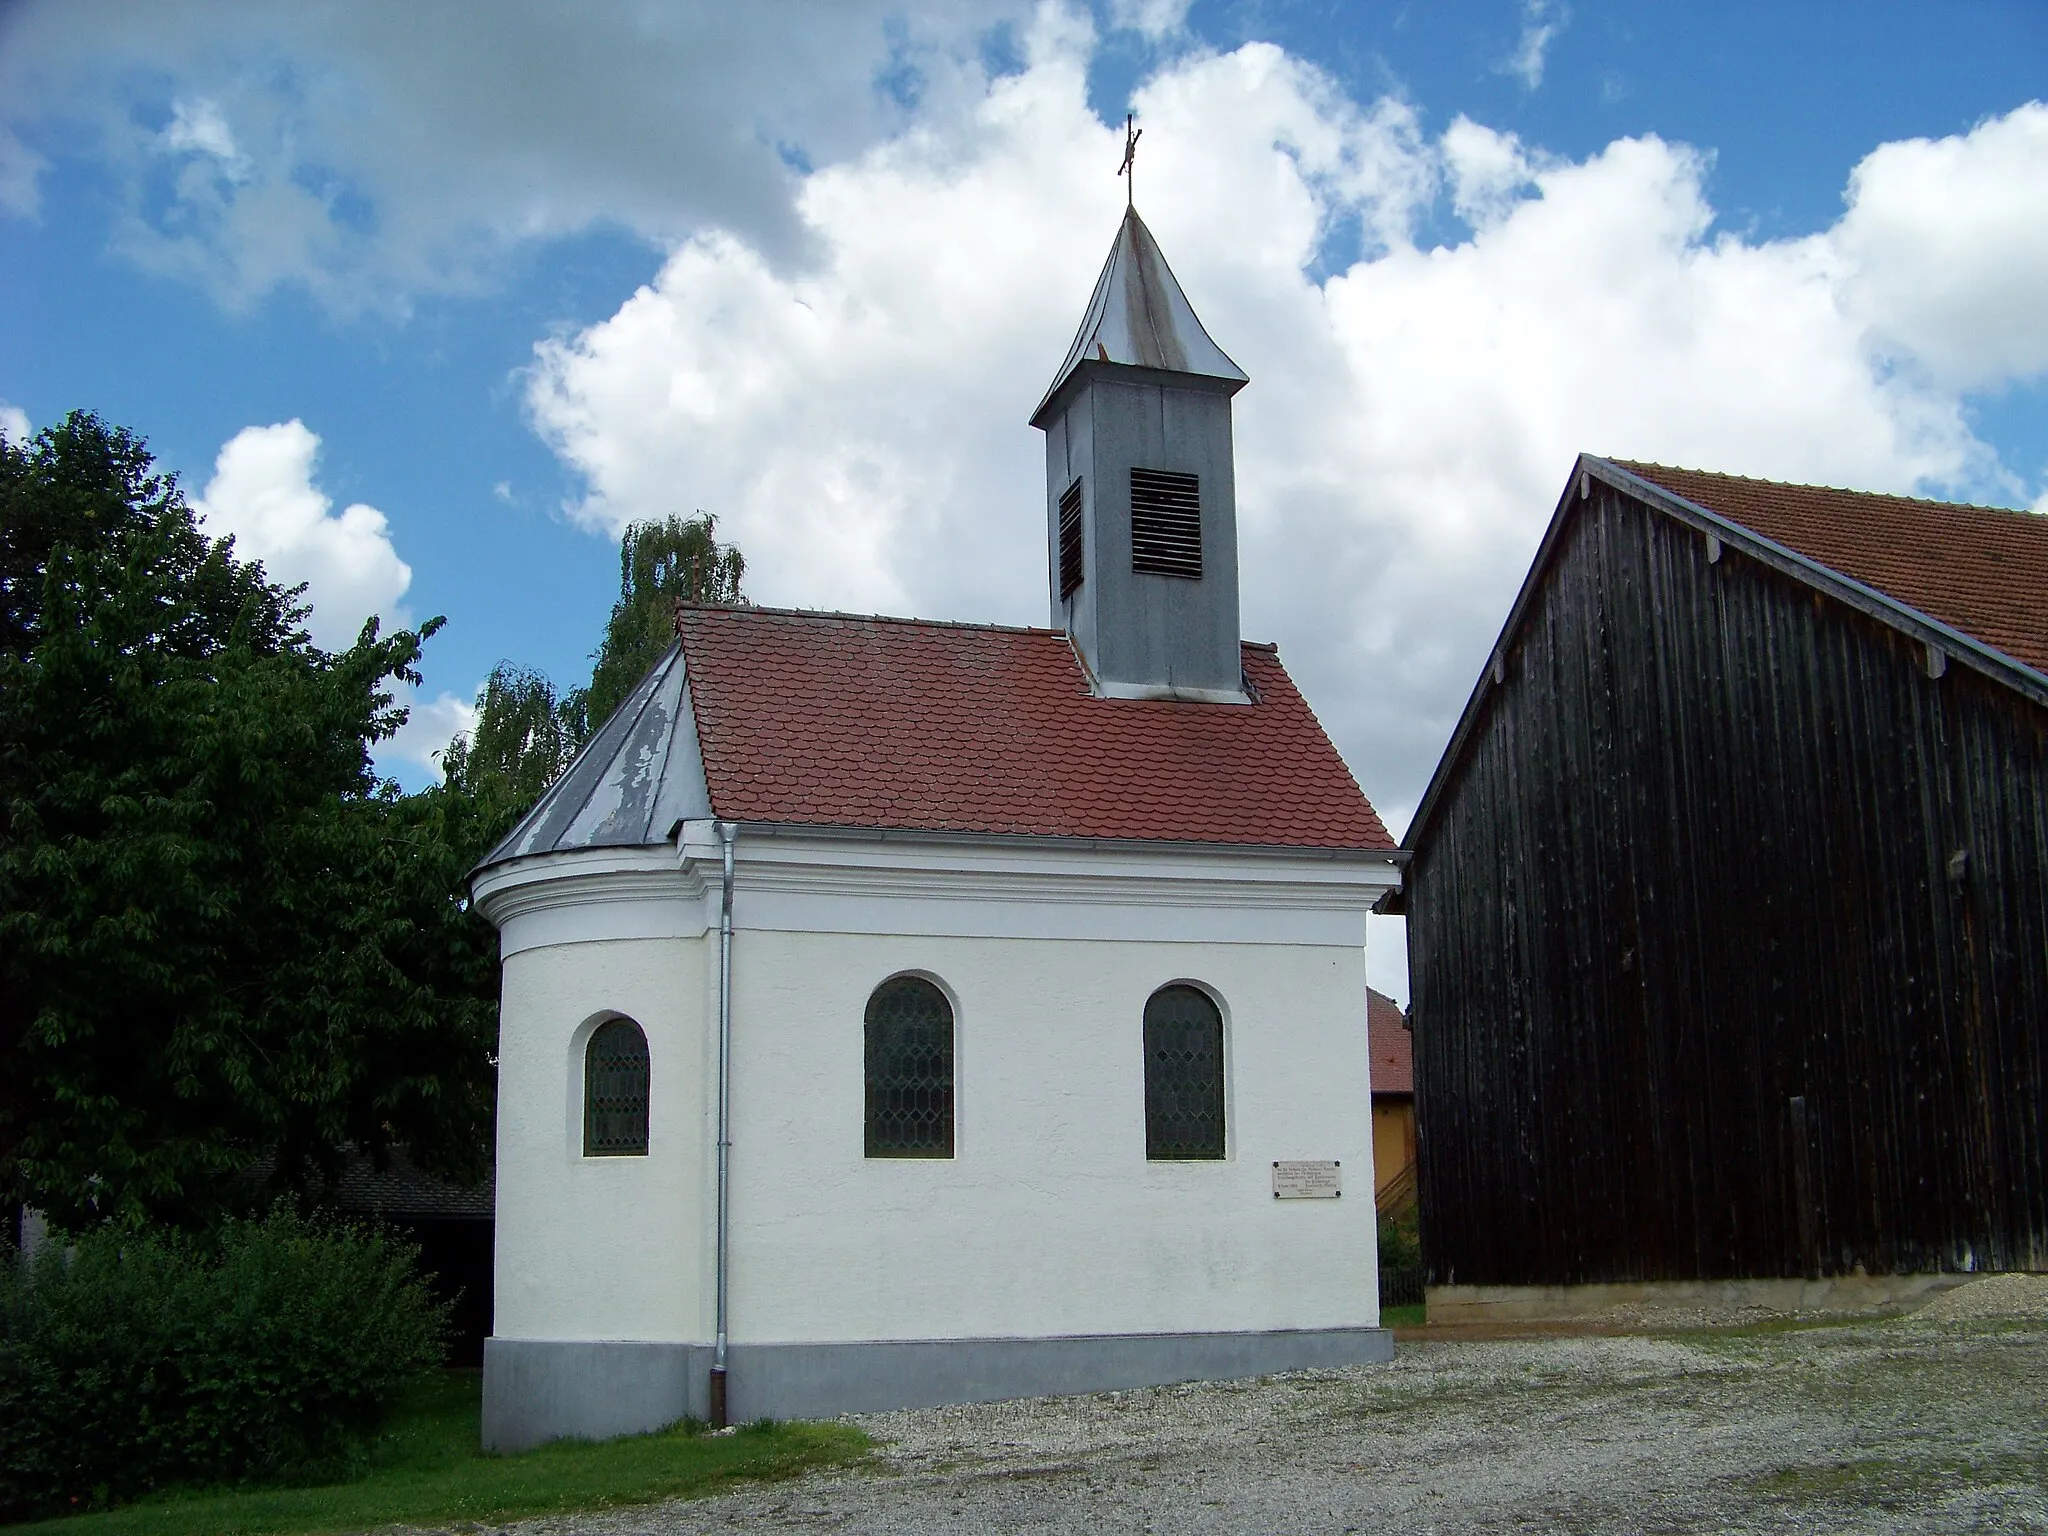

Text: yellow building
xmin=1369 ymin=989 xmax=1416 ymax=1216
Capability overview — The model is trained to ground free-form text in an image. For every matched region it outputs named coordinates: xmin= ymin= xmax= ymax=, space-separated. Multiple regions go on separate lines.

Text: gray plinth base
xmin=484 ymin=1327 xmax=1392 ymax=1449
xmin=482 ymin=1338 xmax=712 ymax=1452
xmin=726 ymin=1324 xmax=1394 ymax=1422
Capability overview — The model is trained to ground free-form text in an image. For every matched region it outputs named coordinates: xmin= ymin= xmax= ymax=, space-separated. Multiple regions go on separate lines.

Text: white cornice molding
xmin=689 ymin=822 xmax=1391 ymax=946
xmin=473 ymin=844 xmax=697 ymax=915
xmin=680 ymin=821 xmax=1394 ymax=897
xmin=481 ymin=823 xmax=1397 ymax=956
xmin=475 ymin=845 xmax=712 ymax=957
xmin=726 ymin=849 xmax=1388 ymax=909
xmin=678 ymin=818 xmax=1401 ymax=867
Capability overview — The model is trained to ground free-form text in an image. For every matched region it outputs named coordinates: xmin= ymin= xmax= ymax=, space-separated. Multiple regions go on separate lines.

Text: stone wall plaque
xmin=1271 ymin=1159 xmax=1343 ymax=1199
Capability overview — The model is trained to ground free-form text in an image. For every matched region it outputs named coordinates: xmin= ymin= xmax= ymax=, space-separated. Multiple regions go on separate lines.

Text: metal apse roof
xmin=478 ymin=640 xmax=710 ymax=868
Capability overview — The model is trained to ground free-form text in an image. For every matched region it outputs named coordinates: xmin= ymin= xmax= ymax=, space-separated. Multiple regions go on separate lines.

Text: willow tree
xmin=442 ymin=513 xmax=746 ymax=826
xmin=439 ymin=663 xmax=587 ymax=814
xmin=584 ymin=513 xmax=746 ymax=729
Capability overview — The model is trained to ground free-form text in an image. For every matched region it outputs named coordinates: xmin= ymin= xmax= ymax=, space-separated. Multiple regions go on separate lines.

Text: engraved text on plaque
xmin=1271 ymin=1160 xmax=1342 ymax=1199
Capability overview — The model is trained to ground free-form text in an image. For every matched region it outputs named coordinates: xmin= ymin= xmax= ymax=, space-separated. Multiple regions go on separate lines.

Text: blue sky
xmin=3 ymin=1 xmax=2044 ymax=997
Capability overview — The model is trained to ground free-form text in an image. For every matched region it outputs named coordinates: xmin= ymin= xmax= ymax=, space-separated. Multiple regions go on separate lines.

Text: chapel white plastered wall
xmin=480 ymin=825 xmax=1395 ymax=1353
xmin=491 ymin=930 xmax=712 ymax=1342
xmin=729 ymin=927 xmax=1375 ymax=1341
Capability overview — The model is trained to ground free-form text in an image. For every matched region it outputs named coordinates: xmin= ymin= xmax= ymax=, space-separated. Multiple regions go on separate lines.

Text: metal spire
xmin=1030 ymin=201 xmax=1248 ymax=425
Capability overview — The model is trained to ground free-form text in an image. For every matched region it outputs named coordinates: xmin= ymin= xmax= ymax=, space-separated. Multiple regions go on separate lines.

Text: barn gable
xmin=1401 ymin=458 xmax=2048 ymax=1288
xmin=1613 ymin=461 xmax=2048 ymax=677
xmin=1402 ymin=458 xmax=2048 ymax=868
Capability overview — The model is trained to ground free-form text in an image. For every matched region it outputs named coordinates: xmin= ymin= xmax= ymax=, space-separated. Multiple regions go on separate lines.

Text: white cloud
xmin=1499 ymin=0 xmax=1565 ymax=90
xmin=381 ymin=687 xmax=478 ymax=781
xmin=192 ymin=420 xmax=413 ymax=651
xmin=1107 ymin=0 xmax=1192 ymax=41
xmin=527 ymin=40 xmax=2041 ymax=860
xmin=0 ymin=0 xmax=1036 ymax=312
xmin=0 ymin=124 xmax=43 ymax=216
xmin=1835 ymin=103 xmax=2048 ymax=390
xmin=527 ymin=35 xmax=1432 ymax=611
xmin=161 ymin=96 xmax=249 ymax=177
xmin=1442 ymin=116 xmax=1541 ymax=229
xmin=0 ymin=402 xmax=29 ymax=446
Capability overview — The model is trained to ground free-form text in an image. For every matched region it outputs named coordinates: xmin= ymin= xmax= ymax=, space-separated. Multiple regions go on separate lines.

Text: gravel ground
xmin=514 ymin=1280 xmax=2048 ymax=1536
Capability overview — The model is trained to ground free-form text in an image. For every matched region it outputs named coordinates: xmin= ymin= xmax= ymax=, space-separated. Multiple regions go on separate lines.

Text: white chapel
xmin=471 ymin=206 xmax=1403 ymax=1451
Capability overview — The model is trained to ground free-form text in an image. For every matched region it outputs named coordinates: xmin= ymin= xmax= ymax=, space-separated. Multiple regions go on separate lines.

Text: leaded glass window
xmin=1144 ymin=985 xmax=1224 ymax=1160
xmin=864 ymin=976 xmax=954 ymax=1158
xmin=584 ymin=1017 xmax=650 ymax=1156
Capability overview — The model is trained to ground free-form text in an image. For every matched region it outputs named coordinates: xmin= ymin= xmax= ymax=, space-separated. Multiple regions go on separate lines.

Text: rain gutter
xmin=710 ymin=820 xmax=736 ymax=1427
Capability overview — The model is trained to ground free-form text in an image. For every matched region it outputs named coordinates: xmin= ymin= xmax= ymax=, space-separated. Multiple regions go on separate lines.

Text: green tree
xmin=0 ymin=412 xmax=497 ymax=1229
xmin=584 ymin=512 xmax=745 ymax=729
xmin=439 ymin=663 xmax=587 ymax=816
xmin=443 ymin=512 xmax=747 ymax=822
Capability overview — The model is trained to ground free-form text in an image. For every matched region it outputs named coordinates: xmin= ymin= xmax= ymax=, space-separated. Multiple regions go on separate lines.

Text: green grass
xmin=1750 ymin=1450 xmax=2048 ymax=1509
xmin=8 ymin=1373 xmax=871 ymax=1536
xmin=1671 ymin=1311 xmax=1902 ymax=1344
xmin=1381 ymin=1303 xmax=1427 ymax=1328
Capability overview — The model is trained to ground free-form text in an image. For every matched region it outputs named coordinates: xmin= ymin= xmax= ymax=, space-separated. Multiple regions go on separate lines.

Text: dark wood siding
xmin=1407 ymin=481 xmax=2048 ymax=1285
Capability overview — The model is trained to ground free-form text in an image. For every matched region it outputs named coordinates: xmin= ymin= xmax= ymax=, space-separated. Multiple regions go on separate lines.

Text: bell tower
xmin=1030 ymin=206 xmax=1250 ymax=703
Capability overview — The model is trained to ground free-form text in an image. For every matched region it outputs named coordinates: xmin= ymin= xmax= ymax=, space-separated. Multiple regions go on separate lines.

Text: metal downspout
xmin=710 ymin=821 xmax=736 ymax=1427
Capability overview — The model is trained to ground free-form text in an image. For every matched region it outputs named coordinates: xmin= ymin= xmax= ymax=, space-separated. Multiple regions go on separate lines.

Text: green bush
xmin=0 ymin=1211 xmax=447 ymax=1519
xmin=1377 ymin=1211 xmax=1421 ymax=1272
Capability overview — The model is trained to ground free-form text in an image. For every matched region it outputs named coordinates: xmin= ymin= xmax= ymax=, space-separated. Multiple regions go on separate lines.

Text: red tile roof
xmin=1615 ymin=462 xmax=2048 ymax=676
xmin=675 ymin=606 xmax=1392 ymax=849
xmin=1368 ymin=988 xmax=1412 ymax=1097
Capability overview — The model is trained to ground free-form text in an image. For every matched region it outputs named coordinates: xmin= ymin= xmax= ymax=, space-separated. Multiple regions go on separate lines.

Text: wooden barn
xmin=1393 ymin=456 xmax=2048 ymax=1294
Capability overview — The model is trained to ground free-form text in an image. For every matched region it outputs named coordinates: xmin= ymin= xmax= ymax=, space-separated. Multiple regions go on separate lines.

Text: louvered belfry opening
xmin=1058 ymin=478 xmax=1085 ymax=601
xmin=584 ymin=1017 xmax=650 ymax=1156
xmin=864 ymin=975 xmax=955 ymax=1157
xmin=1144 ymin=984 xmax=1225 ymax=1159
xmin=1129 ymin=468 xmax=1202 ymax=579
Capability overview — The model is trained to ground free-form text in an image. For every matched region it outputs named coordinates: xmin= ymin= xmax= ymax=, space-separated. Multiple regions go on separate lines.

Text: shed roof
xmin=1368 ymin=988 xmax=1412 ymax=1097
xmin=675 ymin=605 xmax=1391 ymax=849
xmin=1032 ymin=206 xmax=1247 ymax=425
xmin=1617 ymin=462 xmax=2048 ymax=676
xmin=331 ymin=1151 xmax=493 ymax=1221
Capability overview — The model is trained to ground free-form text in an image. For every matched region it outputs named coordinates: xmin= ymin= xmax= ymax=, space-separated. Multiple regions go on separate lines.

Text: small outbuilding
xmin=471 ymin=208 xmax=1402 ymax=1449
xmin=331 ymin=1153 xmax=494 ymax=1367
xmin=1396 ymin=457 xmax=2048 ymax=1297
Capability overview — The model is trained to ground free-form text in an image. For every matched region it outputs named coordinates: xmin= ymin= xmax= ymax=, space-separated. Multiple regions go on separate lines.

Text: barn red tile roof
xmin=1615 ymin=461 xmax=2048 ymax=677
xmin=675 ymin=605 xmax=1393 ymax=849
xmin=1368 ymin=988 xmax=1412 ymax=1097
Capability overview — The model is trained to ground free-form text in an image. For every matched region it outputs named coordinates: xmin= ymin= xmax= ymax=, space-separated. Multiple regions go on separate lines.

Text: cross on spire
xmin=1117 ymin=112 xmax=1142 ymax=207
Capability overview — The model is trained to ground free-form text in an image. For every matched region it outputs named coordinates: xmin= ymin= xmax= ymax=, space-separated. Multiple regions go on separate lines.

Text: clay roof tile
xmin=674 ymin=607 xmax=1391 ymax=850
xmin=1616 ymin=461 xmax=2048 ymax=676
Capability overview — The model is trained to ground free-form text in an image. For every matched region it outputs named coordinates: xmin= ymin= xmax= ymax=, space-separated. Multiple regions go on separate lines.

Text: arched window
xmin=1144 ymin=985 xmax=1225 ymax=1160
xmin=864 ymin=976 xmax=954 ymax=1158
xmin=584 ymin=1017 xmax=650 ymax=1156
